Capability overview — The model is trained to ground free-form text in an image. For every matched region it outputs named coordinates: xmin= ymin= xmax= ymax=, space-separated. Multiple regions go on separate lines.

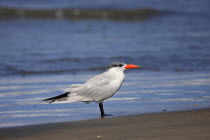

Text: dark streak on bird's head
xmin=107 ymin=62 xmax=126 ymax=70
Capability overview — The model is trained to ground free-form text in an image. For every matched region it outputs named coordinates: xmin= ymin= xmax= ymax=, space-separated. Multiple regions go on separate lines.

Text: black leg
xmin=99 ymin=102 xmax=105 ymax=117
xmin=99 ymin=102 xmax=112 ymax=118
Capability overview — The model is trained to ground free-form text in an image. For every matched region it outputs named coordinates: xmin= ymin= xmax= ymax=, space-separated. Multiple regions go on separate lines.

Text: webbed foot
xmin=101 ymin=114 xmax=113 ymax=118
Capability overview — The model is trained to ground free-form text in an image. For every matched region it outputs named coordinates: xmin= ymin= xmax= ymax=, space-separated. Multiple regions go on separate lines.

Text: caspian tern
xmin=43 ymin=62 xmax=140 ymax=118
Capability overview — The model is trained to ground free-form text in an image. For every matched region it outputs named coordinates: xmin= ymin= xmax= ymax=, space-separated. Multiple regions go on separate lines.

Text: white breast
xmin=97 ymin=68 xmax=125 ymax=101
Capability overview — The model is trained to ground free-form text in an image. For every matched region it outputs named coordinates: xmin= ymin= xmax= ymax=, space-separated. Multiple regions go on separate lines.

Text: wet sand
xmin=0 ymin=109 xmax=210 ymax=140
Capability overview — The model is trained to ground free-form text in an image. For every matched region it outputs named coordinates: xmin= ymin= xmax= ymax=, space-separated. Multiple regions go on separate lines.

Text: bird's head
xmin=107 ymin=62 xmax=141 ymax=71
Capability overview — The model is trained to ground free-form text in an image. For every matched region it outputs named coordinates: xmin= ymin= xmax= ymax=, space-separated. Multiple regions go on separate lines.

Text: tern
xmin=43 ymin=62 xmax=140 ymax=118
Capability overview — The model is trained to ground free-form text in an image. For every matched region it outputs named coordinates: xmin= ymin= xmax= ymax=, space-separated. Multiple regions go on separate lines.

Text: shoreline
xmin=1 ymin=108 xmax=210 ymax=140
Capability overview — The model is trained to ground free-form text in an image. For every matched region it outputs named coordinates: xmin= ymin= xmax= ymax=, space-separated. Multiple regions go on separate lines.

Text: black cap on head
xmin=107 ymin=62 xmax=125 ymax=70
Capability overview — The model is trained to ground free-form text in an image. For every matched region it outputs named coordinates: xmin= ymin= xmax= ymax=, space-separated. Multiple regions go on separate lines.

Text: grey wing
xmin=75 ymin=72 xmax=114 ymax=102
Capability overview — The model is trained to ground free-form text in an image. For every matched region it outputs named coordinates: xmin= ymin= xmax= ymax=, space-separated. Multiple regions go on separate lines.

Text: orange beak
xmin=124 ymin=64 xmax=141 ymax=69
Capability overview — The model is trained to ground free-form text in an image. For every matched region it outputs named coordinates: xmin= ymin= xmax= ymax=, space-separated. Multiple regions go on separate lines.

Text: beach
xmin=0 ymin=0 xmax=210 ymax=131
xmin=1 ymin=108 xmax=210 ymax=140
xmin=0 ymin=72 xmax=210 ymax=128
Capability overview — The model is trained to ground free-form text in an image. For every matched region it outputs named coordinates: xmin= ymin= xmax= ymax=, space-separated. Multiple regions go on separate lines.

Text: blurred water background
xmin=0 ymin=0 xmax=210 ymax=128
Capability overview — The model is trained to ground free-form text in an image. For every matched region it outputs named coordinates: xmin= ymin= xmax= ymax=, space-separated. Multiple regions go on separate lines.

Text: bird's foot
xmin=101 ymin=114 xmax=113 ymax=118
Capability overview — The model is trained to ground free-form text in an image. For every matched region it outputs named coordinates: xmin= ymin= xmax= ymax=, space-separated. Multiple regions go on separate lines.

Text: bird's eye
xmin=119 ymin=64 xmax=123 ymax=67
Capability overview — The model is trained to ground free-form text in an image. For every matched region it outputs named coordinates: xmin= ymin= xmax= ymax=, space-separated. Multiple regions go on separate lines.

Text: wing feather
xmin=63 ymin=71 xmax=124 ymax=103
xmin=74 ymin=72 xmax=118 ymax=102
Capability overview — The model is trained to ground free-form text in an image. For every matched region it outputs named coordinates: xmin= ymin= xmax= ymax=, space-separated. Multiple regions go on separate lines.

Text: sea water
xmin=0 ymin=0 xmax=210 ymax=127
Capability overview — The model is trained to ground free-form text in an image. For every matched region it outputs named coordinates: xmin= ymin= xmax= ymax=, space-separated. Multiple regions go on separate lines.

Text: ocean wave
xmin=1 ymin=55 xmax=210 ymax=77
xmin=0 ymin=6 xmax=165 ymax=20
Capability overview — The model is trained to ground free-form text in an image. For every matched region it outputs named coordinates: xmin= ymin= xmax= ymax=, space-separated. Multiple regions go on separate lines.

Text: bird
xmin=43 ymin=62 xmax=140 ymax=118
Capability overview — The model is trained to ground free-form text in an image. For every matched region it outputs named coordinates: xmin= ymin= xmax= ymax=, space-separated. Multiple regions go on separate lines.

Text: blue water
xmin=0 ymin=15 xmax=210 ymax=76
xmin=0 ymin=0 xmax=210 ymax=127
xmin=0 ymin=72 xmax=210 ymax=127
xmin=0 ymin=0 xmax=210 ymax=14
